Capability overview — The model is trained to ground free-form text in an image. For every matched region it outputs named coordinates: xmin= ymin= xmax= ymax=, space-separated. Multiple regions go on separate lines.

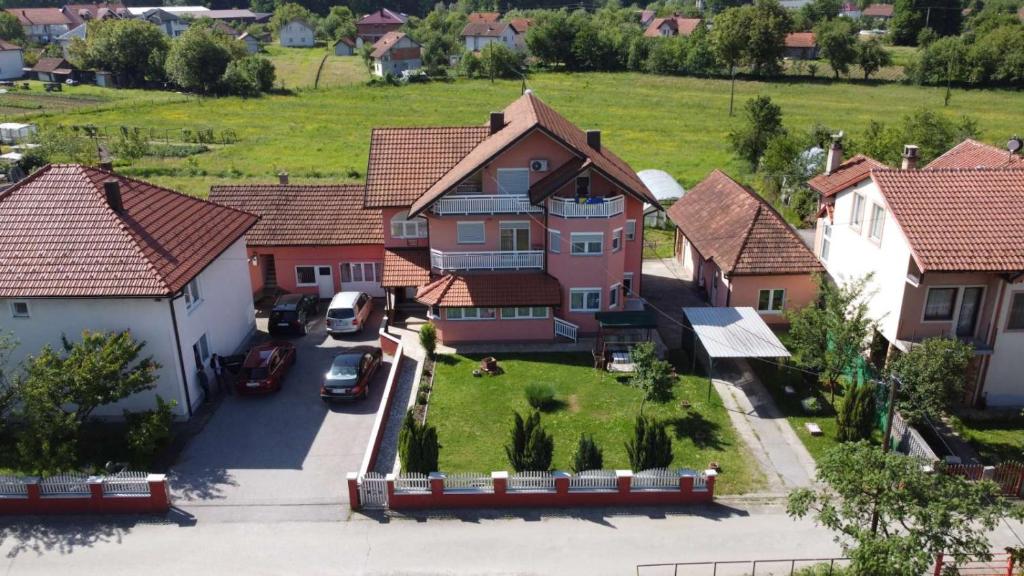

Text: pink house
xmin=209 ymin=181 xmax=384 ymax=299
xmin=365 ymin=92 xmax=657 ymax=344
xmin=667 ymin=170 xmax=823 ymax=326
xmin=811 ymin=136 xmax=1024 ymax=407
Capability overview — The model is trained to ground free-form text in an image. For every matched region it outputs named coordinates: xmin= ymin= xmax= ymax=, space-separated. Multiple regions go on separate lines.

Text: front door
xmin=316 ymin=266 xmax=334 ymax=299
xmin=956 ymin=287 xmax=984 ymax=338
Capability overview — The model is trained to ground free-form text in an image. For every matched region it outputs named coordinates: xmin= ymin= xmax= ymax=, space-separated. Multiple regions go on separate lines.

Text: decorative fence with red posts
xmin=0 ymin=471 xmax=171 ymax=515
xmin=943 ymin=462 xmax=1024 ymax=497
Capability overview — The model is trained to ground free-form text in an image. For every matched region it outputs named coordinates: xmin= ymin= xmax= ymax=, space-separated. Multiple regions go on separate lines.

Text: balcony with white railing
xmin=430 ymin=249 xmax=543 ymax=271
xmin=548 ymin=195 xmax=625 ymax=218
xmin=432 ymin=193 xmax=543 ymax=216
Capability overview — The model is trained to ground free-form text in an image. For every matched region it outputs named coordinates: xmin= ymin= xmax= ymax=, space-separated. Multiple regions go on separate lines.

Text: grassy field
xmin=22 ymin=72 xmax=1024 ymax=197
xmin=263 ymin=45 xmax=368 ymax=90
xmin=643 ymin=227 xmax=675 ymax=260
xmin=427 ymin=353 xmax=766 ymax=495
xmin=0 ymin=81 xmax=185 ymax=120
xmin=950 ymin=415 xmax=1024 ymax=464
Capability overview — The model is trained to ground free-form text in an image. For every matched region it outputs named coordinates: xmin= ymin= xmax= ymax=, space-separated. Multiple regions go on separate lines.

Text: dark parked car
xmin=320 ymin=346 xmax=383 ymax=401
xmin=268 ymin=293 xmax=319 ymax=336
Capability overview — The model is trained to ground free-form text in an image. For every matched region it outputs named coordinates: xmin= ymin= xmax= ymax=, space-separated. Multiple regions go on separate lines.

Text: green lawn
xmin=22 ymin=71 xmax=1024 ymax=197
xmin=950 ymin=415 xmax=1024 ymax=464
xmin=263 ymin=45 xmax=368 ymax=90
xmin=643 ymin=227 xmax=675 ymax=260
xmin=427 ymin=353 xmax=766 ymax=494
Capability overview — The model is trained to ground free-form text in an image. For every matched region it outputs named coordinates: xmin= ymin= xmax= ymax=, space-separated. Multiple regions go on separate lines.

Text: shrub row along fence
xmin=943 ymin=462 xmax=1024 ymax=498
xmin=0 ymin=471 xmax=171 ymax=515
xmin=349 ymin=468 xmax=716 ymax=510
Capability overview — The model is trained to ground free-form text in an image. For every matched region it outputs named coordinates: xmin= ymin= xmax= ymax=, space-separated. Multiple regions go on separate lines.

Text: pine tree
xmin=571 ymin=434 xmax=604 ymax=473
xmin=625 ymin=415 xmax=673 ymax=470
xmin=505 ymin=411 xmax=554 ymax=472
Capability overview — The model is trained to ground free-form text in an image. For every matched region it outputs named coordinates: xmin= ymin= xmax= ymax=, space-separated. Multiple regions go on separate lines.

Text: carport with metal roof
xmin=682 ymin=307 xmax=791 ymax=400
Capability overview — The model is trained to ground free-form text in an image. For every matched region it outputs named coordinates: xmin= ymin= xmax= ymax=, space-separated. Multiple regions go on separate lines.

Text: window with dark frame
xmin=1006 ymin=293 xmax=1024 ymax=330
xmin=296 ymin=266 xmax=316 ymax=285
xmin=924 ymin=287 xmax=958 ymax=321
xmin=11 ymin=301 xmax=29 ymax=318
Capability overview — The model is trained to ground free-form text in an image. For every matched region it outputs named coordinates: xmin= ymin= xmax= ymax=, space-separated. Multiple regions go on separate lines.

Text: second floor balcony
xmin=548 ymin=195 xmax=624 ymax=218
xmin=430 ymin=248 xmax=544 ymax=271
xmin=432 ymin=193 xmax=544 ymax=216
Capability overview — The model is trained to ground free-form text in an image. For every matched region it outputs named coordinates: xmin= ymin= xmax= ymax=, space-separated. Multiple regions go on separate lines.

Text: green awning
xmin=595 ymin=310 xmax=659 ymax=329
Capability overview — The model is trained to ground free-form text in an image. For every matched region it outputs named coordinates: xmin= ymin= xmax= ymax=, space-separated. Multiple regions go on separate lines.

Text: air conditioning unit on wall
xmin=529 ymin=159 xmax=549 ymax=172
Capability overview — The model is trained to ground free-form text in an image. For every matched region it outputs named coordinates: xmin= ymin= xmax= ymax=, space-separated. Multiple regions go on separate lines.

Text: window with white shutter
xmin=496 ymin=168 xmax=529 ymax=196
xmin=457 ymin=221 xmax=486 ymax=244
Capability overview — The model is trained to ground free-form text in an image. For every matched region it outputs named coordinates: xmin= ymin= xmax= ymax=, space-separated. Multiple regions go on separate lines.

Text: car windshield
xmin=327 ymin=356 xmax=359 ymax=382
xmin=327 ymin=308 xmax=355 ymax=320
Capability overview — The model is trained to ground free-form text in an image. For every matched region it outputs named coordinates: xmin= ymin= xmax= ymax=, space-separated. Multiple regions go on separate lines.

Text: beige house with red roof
xmin=209 ymin=180 xmax=384 ymax=299
xmin=5 ymin=7 xmax=71 ymax=43
xmin=811 ymin=137 xmax=1024 ymax=407
xmin=644 ymin=15 xmax=702 ymax=38
xmin=365 ymin=92 xmax=656 ymax=344
xmin=0 ymin=165 xmax=258 ymax=419
xmin=667 ymin=170 xmax=823 ymax=326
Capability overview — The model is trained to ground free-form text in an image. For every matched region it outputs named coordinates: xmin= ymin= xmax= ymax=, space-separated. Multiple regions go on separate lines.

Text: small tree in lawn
xmin=856 ymin=38 xmax=892 ymax=80
xmin=630 ymin=341 xmax=675 ymax=409
xmin=888 ymin=337 xmax=973 ymax=426
xmin=787 ymin=273 xmax=876 ymax=405
xmin=419 ymin=322 xmax=437 ymax=360
xmin=505 ymin=411 xmax=554 ymax=472
xmin=625 ymin=415 xmax=673 ymax=471
xmin=571 ymin=434 xmax=604 ymax=473
xmin=399 ymin=410 xmax=440 ymax=475
xmin=836 ymin=382 xmax=876 ymax=442
xmin=729 ymin=95 xmax=786 ymax=170
xmin=788 ymin=442 xmax=1021 ymax=575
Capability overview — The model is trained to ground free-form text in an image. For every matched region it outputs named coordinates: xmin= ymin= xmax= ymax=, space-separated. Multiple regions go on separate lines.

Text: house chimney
xmin=489 ymin=111 xmax=504 ymax=135
xmin=587 ymin=130 xmax=601 ymax=151
xmin=98 ymin=160 xmax=113 ymax=171
xmin=824 ymin=132 xmax=844 ymax=175
xmin=901 ymin=145 xmax=919 ymax=170
xmin=103 ymin=179 xmax=123 ymax=213
xmin=278 ymin=171 xmax=289 ymax=185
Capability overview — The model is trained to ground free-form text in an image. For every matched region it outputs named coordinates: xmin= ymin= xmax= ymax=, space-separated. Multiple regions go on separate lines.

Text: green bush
xmin=524 ymin=383 xmax=556 ymax=410
xmin=124 ymin=395 xmax=177 ymax=468
xmin=419 ymin=323 xmax=437 ymax=359
xmin=416 ymin=390 xmax=428 ymax=405
xmin=625 ymin=414 xmax=673 ymax=471
xmin=836 ymin=383 xmax=876 ymax=442
xmin=399 ymin=410 xmax=439 ymax=474
xmin=571 ymin=434 xmax=604 ymax=473
xmin=505 ymin=411 xmax=554 ymax=472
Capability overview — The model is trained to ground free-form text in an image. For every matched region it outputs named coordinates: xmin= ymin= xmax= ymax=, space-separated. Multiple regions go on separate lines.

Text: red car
xmin=320 ymin=346 xmax=383 ymax=401
xmin=236 ymin=341 xmax=296 ymax=395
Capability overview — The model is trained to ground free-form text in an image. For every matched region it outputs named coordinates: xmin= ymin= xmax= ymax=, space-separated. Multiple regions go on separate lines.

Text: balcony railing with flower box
xmin=548 ymin=195 xmax=624 ymax=218
xmin=430 ymin=249 xmax=544 ymax=271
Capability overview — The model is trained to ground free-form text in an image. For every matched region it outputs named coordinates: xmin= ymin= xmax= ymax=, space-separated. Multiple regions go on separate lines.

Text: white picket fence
xmin=359 ymin=472 xmax=388 ymax=508
xmin=569 ymin=469 xmax=618 ymax=491
xmin=102 ymin=471 xmax=150 ymax=496
xmin=632 ymin=469 xmax=682 ymax=490
xmin=394 ymin=473 xmax=430 ymax=493
xmin=442 ymin=473 xmax=494 ymax=493
xmin=0 ymin=475 xmax=28 ymax=497
xmin=39 ymin=473 xmax=91 ymax=496
xmin=508 ymin=471 xmax=556 ymax=491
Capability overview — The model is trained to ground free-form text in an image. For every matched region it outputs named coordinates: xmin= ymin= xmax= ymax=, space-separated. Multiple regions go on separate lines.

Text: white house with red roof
xmin=811 ymin=137 xmax=1024 ymax=407
xmin=369 ymin=31 xmax=421 ymax=77
xmin=643 ymin=15 xmax=702 ymax=38
xmin=0 ymin=164 xmax=259 ymax=419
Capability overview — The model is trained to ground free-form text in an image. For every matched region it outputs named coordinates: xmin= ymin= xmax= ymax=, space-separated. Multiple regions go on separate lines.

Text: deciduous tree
xmin=815 ymin=18 xmax=857 ymax=78
xmin=888 ymin=337 xmax=973 ymax=425
xmin=855 ymin=38 xmax=892 ymax=79
xmin=0 ymin=12 xmax=26 ymax=44
xmin=629 ymin=341 xmax=675 ymax=407
xmin=729 ymin=95 xmax=786 ymax=170
xmin=71 ymin=19 xmax=169 ymax=88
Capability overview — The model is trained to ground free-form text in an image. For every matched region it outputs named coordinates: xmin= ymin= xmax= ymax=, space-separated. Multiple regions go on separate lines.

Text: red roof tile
xmin=370 ymin=31 xmax=414 ymax=58
xmin=415 ymin=272 xmax=562 ymax=307
xmin=644 ymin=16 xmax=701 ymax=37
xmin=0 ymin=164 xmax=257 ymax=298
xmin=467 ymin=11 xmax=500 ymax=23
xmin=667 ymin=170 xmax=822 ymax=276
xmin=0 ymin=40 xmax=21 ymax=51
xmin=509 ymin=18 xmax=532 ymax=32
xmin=364 ymin=126 xmax=490 ymax=208
xmin=358 ymin=8 xmax=407 ymax=25
xmin=862 ymin=4 xmax=894 ymax=17
xmin=871 ymin=168 xmax=1024 ymax=273
xmin=785 ymin=32 xmax=816 ymax=48
xmin=925 ymin=139 xmax=1024 ymax=170
xmin=31 ymin=57 xmax=75 ymax=73
xmin=208 ymin=184 xmax=380 ymax=247
xmin=808 ymin=154 xmax=888 ymax=197
xmin=381 ymin=248 xmax=430 ymax=287
xmin=461 ymin=21 xmax=512 ymax=38
xmin=6 ymin=8 xmax=70 ymax=26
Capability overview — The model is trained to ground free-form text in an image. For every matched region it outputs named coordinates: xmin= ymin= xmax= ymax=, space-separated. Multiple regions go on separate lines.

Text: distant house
xmin=839 ymin=2 xmax=862 ymax=18
xmin=467 ymin=11 xmax=500 ymax=24
xmin=5 ymin=8 xmax=71 ymax=43
xmin=125 ymin=5 xmax=207 ymax=17
xmin=334 ymin=36 xmax=356 ymax=56
xmin=32 ymin=57 xmax=76 ymax=82
xmin=508 ymin=18 xmax=532 ymax=50
xmin=667 ymin=170 xmax=823 ymax=325
xmin=644 ymin=15 xmax=702 ymax=38
xmin=141 ymin=8 xmax=187 ymax=37
xmin=862 ymin=3 xmax=895 ymax=19
xmin=279 ymin=18 xmax=314 ymax=47
xmin=0 ymin=164 xmax=259 ymax=420
xmin=461 ymin=21 xmax=519 ymax=52
xmin=0 ymin=41 xmax=24 ymax=80
xmin=184 ymin=9 xmax=268 ymax=23
xmin=61 ymin=2 xmax=126 ymax=27
xmin=639 ymin=9 xmax=656 ymax=27
xmin=238 ymin=32 xmax=260 ymax=53
xmin=209 ymin=181 xmax=385 ymax=298
xmin=784 ymin=32 xmax=819 ymax=59
xmin=357 ymin=8 xmax=406 ymax=44
xmin=370 ymin=31 xmax=421 ymax=77
xmin=56 ymin=23 xmax=86 ymax=59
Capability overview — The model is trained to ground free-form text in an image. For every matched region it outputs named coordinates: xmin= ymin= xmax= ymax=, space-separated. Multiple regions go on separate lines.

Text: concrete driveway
xmin=169 ymin=302 xmax=389 ymax=512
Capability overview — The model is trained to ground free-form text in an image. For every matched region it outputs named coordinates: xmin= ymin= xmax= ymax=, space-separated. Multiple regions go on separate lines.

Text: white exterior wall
xmin=463 ymin=27 xmax=516 ymax=51
xmin=372 ymin=37 xmax=421 ymax=76
xmin=0 ymin=50 xmax=23 ymax=80
xmin=984 ymin=281 xmax=1024 ymax=407
xmin=817 ymin=179 xmax=912 ymax=342
xmin=279 ymin=21 xmax=314 ymax=47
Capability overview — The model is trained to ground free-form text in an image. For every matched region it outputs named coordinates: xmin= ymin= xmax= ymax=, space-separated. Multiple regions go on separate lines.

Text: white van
xmin=326 ymin=291 xmax=373 ymax=336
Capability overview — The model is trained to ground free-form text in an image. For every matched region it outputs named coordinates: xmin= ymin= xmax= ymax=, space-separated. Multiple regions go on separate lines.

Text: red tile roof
xmin=785 ymin=32 xmax=816 ymax=49
xmin=461 ymin=21 xmax=512 ymax=38
xmin=408 ymin=92 xmax=655 ymax=215
xmin=208 ymin=184 xmax=380 ymax=247
xmin=381 ymin=248 xmax=430 ymax=287
xmin=32 ymin=57 xmax=75 ymax=73
xmin=370 ymin=31 xmax=416 ymax=58
xmin=871 ymin=168 xmax=1024 ymax=273
xmin=667 ymin=170 xmax=823 ymax=276
xmin=415 ymin=272 xmax=562 ymax=307
xmin=862 ymin=3 xmax=894 ymax=17
xmin=644 ymin=16 xmax=702 ymax=37
xmin=467 ymin=11 xmax=500 ymax=23
xmin=364 ymin=126 xmax=490 ymax=208
xmin=0 ymin=40 xmax=21 ymax=51
xmin=509 ymin=18 xmax=532 ymax=33
xmin=0 ymin=164 xmax=257 ymax=298
xmin=925 ymin=139 xmax=1023 ymax=170
xmin=808 ymin=154 xmax=888 ymax=197
xmin=6 ymin=8 xmax=70 ymax=26
xmin=359 ymin=8 xmax=406 ymax=25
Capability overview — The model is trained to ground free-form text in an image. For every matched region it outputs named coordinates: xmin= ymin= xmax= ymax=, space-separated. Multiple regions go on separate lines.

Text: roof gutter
xmin=168 ymin=295 xmax=194 ymax=419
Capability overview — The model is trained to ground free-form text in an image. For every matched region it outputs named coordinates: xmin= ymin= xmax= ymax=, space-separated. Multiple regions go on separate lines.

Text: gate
xmin=359 ymin=472 xmax=388 ymax=508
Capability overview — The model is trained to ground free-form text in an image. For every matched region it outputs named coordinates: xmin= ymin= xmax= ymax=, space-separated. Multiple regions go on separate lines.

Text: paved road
xmin=168 ymin=305 xmax=389 ymax=515
xmin=3 ymin=503 xmax=1023 ymax=575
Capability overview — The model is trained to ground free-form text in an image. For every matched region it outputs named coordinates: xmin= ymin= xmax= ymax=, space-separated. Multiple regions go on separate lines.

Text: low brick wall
xmin=0 ymin=474 xmax=171 ymax=515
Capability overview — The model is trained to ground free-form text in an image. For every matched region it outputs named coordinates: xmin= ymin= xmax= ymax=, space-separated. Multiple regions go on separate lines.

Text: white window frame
xmin=570 ymin=232 xmax=603 ymax=256
xmin=500 ymin=306 xmax=549 ymax=320
xmin=850 ymin=193 xmax=865 ymax=231
xmin=499 ymin=221 xmax=530 ymax=251
xmin=757 ymin=288 xmax=786 ymax=314
xmin=496 ymin=167 xmax=530 ymax=196
xmin=868 ymin=203 xmax=885 ymax=243
xmin=10 ymin=301 xmax=29 ymax=318
xmin=457 ymin=221 xmax=486 ymax=245
xmin=1006 ymin=291 xmax=1024 ymax=331
xmin=446 ymin=307 xmax=496 ymax=321
xmin=609 ymin=283 xmax=620 ymax=309
xmin=341 ymin=262 xmax=381 ymax=284
xmin=612 ymin=228 xmax=623 ymax=252
xmin=295 ymin=265 xmax=317 ymax=287
xmin=183 ymin=278 xmax=202 ymax=311
xmin=390 ymin=212 xmax=428 ymax=239
xmin=625 ymin=219 xmax=637 ymax=241
xmin=549 ymin=229 xmax=560 ymax=254
xmin=820 ymin=223 xmax=832 ymax=262
xmin=570 ymin=288 xmax=601 ymax=312
xmin=623 ymin=272 xmax=634 ymax=296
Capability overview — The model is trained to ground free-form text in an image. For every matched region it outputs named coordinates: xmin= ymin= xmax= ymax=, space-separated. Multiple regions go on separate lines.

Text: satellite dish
xmin=1008 ymin=137 xmax=1023 ymax=154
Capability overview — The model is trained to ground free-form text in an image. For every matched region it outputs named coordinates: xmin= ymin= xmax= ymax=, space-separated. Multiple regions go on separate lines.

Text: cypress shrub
xmin=505 ymin=411 xmax=554 ymax=472
xmin=625 ymin=415 xmax=673 ymax=471
xmin=399 ymin=409 xmax=440 ymax=474
xmin=571 ymin=434 xmax=604 ymax=473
